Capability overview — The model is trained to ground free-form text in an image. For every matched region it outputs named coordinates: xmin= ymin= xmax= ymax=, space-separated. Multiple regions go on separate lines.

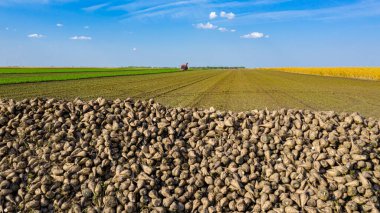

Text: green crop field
xmin=0 ymin=67 xmax=178 ymax=84
xmin=0 ymin=67 xmax=171 ymax=73
xmin=1 ymin=68 xmax=380 ymax=118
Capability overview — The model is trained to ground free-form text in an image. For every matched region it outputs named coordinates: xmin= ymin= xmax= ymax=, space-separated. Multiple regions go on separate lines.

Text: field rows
xmin=0 ymin=67 xmax=159 ymax=74
xmin=0 ymin=68 xmax=178 ymax=84
xmin=1 ymin=69 xmax=380 ymax=117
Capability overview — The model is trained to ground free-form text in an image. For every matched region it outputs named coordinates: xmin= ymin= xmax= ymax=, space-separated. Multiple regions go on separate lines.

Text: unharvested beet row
xmin=0 ymin=98 xmax=379 ymax=213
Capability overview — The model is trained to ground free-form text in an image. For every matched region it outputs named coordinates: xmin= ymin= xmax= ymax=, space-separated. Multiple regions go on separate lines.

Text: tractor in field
xmin=180 ymin=63 xmax=189 ymax=71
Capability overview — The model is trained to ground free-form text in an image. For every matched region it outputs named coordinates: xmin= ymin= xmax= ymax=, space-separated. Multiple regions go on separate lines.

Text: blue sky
xmin=1 ymin=0 xmax=380 ymax=67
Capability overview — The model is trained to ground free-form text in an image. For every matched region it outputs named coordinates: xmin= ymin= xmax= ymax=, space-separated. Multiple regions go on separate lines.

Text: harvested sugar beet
xmin=0 ymin=98 xmax=379 ymax=212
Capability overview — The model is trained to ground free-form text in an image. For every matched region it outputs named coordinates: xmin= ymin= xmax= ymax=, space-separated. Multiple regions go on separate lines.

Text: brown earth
xmin=0 ymin=69 xmax=379 ymax=118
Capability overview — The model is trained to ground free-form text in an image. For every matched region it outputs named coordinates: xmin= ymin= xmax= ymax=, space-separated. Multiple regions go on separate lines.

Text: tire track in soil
xmin=238 ymin=70 xmax=276 ymax=110
xmin=110 ymin=72 xmax=188 ymax=85
xmin=253 ymin=70 xmax=317 ymax=110
xmin=2 ymin=69 xmax=380 ymax=118
xmin=255 ymin=70 xmax=352 ymax=111
xmin=131 ymin=72 xmax=219 ymax=99
xmin=130 ymin=72 xmax=208 ymax=97
xmin=235 ymin=70 xmax=281 ymax=110
xmin=185 ymin=70 xmax=244 ymax=110
xmin=247 ymin=70 xmax=284 ymax=108
xmin=188 ymin=71 xmax=233 ymax=108
xmin=221 ymin=71 xmax=236 ymax=109
xmin=0 ymin=71 xmax=217 ymax=101
xmin=115 ymin=70 xmax=214 ymax=86
xmin=151 ymin=74 xmax=219 ymax=99
xmin=1 ymin=72 xmax=185 ymax=98
xmin=253 ymin=69 xmax=380 ymax=111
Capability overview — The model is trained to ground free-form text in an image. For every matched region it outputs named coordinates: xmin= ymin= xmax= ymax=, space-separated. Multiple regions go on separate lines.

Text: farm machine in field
xmin=180 ymin=63 xmax=189 ymax=71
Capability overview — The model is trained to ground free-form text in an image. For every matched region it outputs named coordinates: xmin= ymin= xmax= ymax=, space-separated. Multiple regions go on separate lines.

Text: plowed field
xmin=1 ymin=69 xmax=380 ymax=117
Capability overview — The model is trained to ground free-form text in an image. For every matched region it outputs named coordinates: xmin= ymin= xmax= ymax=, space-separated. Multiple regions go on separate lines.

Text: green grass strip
xmin=0 ymin=69 xmax=178 ymax=85
xmin=0 ymin=67 xmax=173 ymax=74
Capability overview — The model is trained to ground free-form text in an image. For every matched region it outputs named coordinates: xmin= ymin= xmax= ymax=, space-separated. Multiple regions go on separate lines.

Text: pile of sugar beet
xmin=0 ymin=98 xmax=379 ymax=213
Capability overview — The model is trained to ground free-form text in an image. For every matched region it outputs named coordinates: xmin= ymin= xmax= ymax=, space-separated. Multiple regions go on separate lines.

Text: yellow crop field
xmin=262 ymin=67 xmax=380 ymax=80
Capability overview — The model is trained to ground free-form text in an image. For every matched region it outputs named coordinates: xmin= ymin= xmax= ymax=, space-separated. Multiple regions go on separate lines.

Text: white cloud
xmin=28 ymin=33 xmax=44 ymax=38
xmin=83 ymin=3 xmax=109 ymax=12
xmin=220 ymin=11 xmax=235 ymax=19
xmin=209 ymin=11 xmax=217 ymax=19
xmin=208 ymin=0 xmax=292 ymax=8
xmin=218 ymin=27 xmax=236 ymax=33
xmin=70 ymin=36 xmax=92 ymax=40
xmin=0 ymin=0 xmax=79 ymax=7
xmin=196 ymin=22 xmax=217 ymax=29
xmin=114 ymin=0 xmax=198 ymax=20
xmin=5 ymin=27 xmax=9 ymax=30
xmin=56 ymin=23 xmax=63 ymax=27
xmin=241 ymin=32 xmax=269 ymax=39
xmin=237 ymin=1 xmax=380 ymax=22
xmin=218 ymin=27 xmax=228 ymax=32
xmin=132 ymin=47 xmax=137 ymax=51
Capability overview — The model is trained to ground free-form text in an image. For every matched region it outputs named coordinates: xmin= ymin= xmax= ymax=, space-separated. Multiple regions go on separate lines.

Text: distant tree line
xmin=191 ymin=66 xmax=245 ymax=70
xmin=121 ymin=66 xmax=246 ymax=70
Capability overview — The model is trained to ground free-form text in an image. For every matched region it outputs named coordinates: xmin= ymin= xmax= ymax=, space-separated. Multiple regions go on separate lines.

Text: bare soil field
xmin=0 ymin=69 xmax=380 ymax=118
